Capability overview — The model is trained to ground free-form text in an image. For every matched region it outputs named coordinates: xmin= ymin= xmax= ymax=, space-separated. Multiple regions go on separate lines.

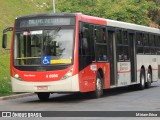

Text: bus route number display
xmin=19 ymin=18 xmax=74 ymax=28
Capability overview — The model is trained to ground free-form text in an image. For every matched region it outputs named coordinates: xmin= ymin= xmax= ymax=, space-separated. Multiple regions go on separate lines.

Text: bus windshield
xmin=14 ymin=28 xmax=74 ymax=66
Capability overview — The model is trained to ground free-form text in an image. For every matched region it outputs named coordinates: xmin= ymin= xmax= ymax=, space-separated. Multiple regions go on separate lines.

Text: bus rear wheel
xmin=145 ymin=69 xmax=152 ymax=88
xmin=90 ymin=73 xmax=103 ymax=98
xmin=37 ymin=92 xmax=50 ymax=101
xmin=138 ymin=69 xmax=145 ymax=90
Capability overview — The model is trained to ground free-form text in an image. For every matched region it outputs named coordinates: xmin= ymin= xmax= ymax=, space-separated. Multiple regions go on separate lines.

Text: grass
xmin=0 ymin=0 xmax=51 ymax=96
xmin=0 ymin=0 xmax=51 ymax=52
xmin=0 ymin=54 xmax=12 ymax=96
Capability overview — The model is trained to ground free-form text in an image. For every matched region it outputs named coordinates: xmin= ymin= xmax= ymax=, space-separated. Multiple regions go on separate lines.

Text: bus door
xmin=107 ymin=29 xmax=117 ymax=86
xmin=129 ymin=31 xmax=137 ymax=83
xmin=116 ymin=30 xmax=131 ymax=86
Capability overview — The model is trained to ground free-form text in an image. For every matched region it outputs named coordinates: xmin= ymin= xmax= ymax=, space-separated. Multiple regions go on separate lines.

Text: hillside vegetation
xmin=0 ymin=0 xmax=51 ymax=53
xmin=55 ymin=0 xmax=160 ymax=27
xmin=0 ymin=0 xmax=51 ymax=96
xmin=0 ymin=0 xmax=159 ymax=96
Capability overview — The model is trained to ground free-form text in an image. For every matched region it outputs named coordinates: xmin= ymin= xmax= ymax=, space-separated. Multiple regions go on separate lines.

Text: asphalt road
xmin=0 ymin=81 xmax=160 ymax=120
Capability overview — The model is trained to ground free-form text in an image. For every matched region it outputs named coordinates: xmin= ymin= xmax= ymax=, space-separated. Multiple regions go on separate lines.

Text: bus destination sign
xmin=17 ymin=17 xmax=75 ymax=28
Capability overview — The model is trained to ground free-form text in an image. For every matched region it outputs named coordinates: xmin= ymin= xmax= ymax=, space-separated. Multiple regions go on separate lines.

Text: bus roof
xmin=106 ymin=19 xmax=160 ymax=34
xmin=15 ymin=13 xmax=77 ymax=20
xmin=77 ymin=13 xmax=160 ymax=34
xmin=16 ymin=13 xmax=160 ymax=34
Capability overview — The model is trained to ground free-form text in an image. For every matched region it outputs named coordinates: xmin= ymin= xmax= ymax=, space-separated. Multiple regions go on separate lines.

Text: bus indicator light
xmin=90 ymin=65 xmax=97 ymax=71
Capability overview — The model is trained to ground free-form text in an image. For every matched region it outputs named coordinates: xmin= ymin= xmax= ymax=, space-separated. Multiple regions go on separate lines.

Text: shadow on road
xmin=26 ymin=84 xmax=159 ymax=103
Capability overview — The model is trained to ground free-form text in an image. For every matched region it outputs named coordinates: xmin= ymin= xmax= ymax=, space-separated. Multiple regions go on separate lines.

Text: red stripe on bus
xmin=117 ymin=68 xmax=158 ymax=74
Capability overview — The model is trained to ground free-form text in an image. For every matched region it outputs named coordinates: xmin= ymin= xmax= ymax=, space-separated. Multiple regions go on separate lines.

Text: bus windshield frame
xmin=13 ymin=16 xmax=76 ymax=70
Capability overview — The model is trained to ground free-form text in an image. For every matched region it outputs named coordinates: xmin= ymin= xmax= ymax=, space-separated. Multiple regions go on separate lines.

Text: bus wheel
xmin=138 ymin=69 xmax=145 ymax=90
xmin=91 ymin=73 xmax=103 ymax=98
xmin=37 ymin=92 xmax=50 ymax=101
xmin=145 ymin=69 xmax=152 ymax=88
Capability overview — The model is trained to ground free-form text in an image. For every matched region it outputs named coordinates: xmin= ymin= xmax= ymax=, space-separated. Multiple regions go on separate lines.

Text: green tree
xmin=50 ymin=0 xmax=159 ymax=27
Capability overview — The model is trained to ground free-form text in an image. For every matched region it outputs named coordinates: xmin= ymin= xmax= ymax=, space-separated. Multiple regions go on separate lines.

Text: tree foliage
xmin=48 ymin=0 xmax=160 ymax=27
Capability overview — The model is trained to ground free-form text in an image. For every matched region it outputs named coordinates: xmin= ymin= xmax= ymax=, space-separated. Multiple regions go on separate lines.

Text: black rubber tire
xmin=145 ymin=69 xmax=152 ymax=88
xmin=90 ymin=73 xmax=103 ymax=98
xmin=37 ymin=92 xmax=50 ymax=101
xmin=138 ymin=69 xmax=145 ymax=90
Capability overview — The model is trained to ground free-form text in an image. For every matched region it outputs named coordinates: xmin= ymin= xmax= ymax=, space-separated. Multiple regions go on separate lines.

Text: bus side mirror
xmin=2 ymin=34 xmax=7 ymax=48
xmin=2 ymin=27 xmax=13 ymax=49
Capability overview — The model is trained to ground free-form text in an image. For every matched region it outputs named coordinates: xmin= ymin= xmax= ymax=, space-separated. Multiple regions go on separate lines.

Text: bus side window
xmin=116 ymin=30 xmax=129 ymax=61
xmin=136 ymin=33 xmax=143 ymax=45
xmin=103 ymin=28 xmax=106 ymax=43
xmin=117 ymin=29 xmax=124 ymax=61
xmin=79 ymin=23 xmax=89 ymax=56
xmin=156 ymin=36 xmax=160 ymax=54
xmin=79 ymin=22 xmax=93 ymax=71
xmin=158 ymin=36 xmax=160 ymax=55
xmin=144 ymin=33 xmax=150 ymax=54
xmin=95 ymin=26 xmax=107 ymax=61
xmin=123 ymin=31 xmax=129 ymax=61
xmin=136 ymin=33 xmax=144 ymax=54
xmin=82 ymin=37 xmax=88 ymax=55
xmin=150 ymin=34 xmax=156 ymax=54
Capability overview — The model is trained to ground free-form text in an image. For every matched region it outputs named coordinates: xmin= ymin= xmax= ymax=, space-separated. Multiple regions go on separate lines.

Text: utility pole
xmin=53 ymin=0 xmax=56 ymax=13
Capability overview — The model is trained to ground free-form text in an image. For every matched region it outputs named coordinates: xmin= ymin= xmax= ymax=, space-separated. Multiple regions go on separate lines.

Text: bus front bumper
xmin=11 ymin=74 xmax=80 ymax=93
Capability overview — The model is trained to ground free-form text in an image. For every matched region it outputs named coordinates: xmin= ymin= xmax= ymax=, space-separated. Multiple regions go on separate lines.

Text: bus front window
xmin=14 ymin=29 xmax=74 ymax=66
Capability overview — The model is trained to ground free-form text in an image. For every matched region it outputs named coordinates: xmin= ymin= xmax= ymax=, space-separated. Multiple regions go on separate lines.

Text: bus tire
xmin=90 ymin=73 xmax=103 ymax=98
xmin=37 ymin=92 xmax=50 ymax=101
xmin=138 ymin=69 xmax=145 ymax=90
xmin=145 ymin=69 xmax=152 ymax=88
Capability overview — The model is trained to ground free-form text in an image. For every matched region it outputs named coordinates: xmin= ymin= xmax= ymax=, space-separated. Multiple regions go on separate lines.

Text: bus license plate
xmin=37 ymin=86 xmax=48 ymax=90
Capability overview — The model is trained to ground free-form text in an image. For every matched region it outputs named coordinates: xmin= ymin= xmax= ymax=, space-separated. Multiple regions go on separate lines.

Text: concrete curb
xmin=0 ymin=93 xmax=36 ymax=100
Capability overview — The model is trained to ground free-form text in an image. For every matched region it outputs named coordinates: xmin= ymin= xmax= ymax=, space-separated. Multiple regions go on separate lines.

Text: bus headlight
xmin=61 ymin=68 xmax=73 ymax=80
xmin=14 ymin=74 xmax=19 ymax=78
xmin=14 ymin=73 xmax=22 ymax=80
xmin=13 ymin=71 xmax=22 ymax=81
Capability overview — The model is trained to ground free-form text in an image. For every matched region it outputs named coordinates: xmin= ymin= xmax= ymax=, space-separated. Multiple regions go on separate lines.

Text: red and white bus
xmin=2 ymin=13 xmax=160 ymax=101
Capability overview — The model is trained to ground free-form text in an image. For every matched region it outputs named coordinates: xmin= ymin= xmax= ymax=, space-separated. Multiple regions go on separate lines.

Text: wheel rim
xmin=141 ymin=74 xmax=145 ymax=86
xmin=97 ymin=78 xmax=102 ymax=91
xmin=147 ymin=73 xmax=151 ymax=83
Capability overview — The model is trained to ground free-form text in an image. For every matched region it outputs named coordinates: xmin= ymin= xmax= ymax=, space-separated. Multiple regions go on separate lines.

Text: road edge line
xmin=0 ymin=93 xmax=36 ymax=100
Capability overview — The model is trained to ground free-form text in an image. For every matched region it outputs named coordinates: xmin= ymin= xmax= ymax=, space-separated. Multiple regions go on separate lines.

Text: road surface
xmin=0 ymin=81 xmax=160 ymax=120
